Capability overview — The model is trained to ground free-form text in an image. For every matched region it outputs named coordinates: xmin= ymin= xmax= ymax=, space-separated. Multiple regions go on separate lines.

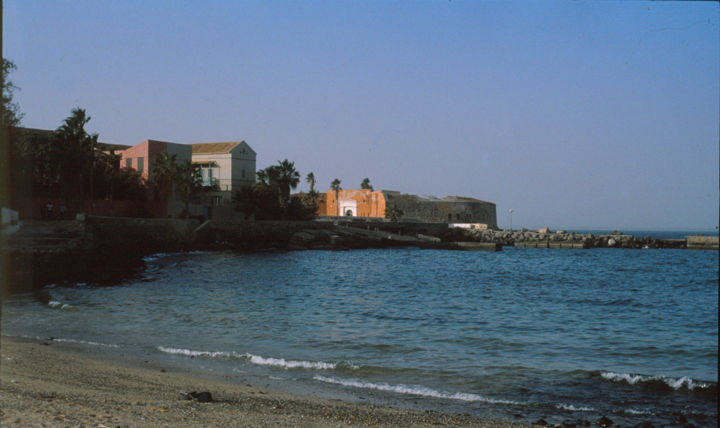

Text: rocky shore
xmin=442 ymin=228 xmax=688 ymax=249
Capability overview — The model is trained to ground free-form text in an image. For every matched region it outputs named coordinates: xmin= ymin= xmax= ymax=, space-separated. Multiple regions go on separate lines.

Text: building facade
xmin=117 ymin=140 xmax=192 ymax=179
xmin=190 ymin=141 xmax=256 ymax=193
xmin=325 ymin=189 xmax=386 ymax=217
xmin=320 ymin=189 xmax=497 ymax=228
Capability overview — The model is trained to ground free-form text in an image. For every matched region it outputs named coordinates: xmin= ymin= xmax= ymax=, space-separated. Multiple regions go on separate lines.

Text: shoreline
xmin=3 ymin=218 xmax=717 ymax=295
xmin=0 ymin=336 xmax=529 ymax=427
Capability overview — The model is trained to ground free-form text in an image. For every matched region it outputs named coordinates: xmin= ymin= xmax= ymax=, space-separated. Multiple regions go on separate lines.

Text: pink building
xmin=117 ymin=140 xmax=192 ymax=179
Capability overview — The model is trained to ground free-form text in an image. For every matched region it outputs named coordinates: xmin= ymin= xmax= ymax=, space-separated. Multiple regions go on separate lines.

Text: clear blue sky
xmin=5 ymin=1 xmax=718 ymax=230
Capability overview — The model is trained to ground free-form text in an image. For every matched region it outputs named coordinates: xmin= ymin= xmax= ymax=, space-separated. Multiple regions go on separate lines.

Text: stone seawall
xmin=212 ymin=220 xmax=334 ymax=250
xmin=443 ymin=228 xmax=689 ymax=249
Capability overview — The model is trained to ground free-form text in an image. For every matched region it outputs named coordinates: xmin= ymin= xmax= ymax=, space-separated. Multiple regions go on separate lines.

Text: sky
xmin=4 ymin=1 xmax=719 ymax=230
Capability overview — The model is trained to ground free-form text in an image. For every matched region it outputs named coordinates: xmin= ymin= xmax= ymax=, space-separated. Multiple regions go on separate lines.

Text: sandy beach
xmin=0 ymin=336 xmax=529 ymax=427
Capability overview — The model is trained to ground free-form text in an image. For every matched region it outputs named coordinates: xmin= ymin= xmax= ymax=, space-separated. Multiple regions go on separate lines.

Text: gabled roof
xmin=191 ymin=141 xmax=251 ymax=154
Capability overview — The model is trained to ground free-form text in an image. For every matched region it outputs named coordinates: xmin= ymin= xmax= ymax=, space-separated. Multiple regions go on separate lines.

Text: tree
xmin=2 ymin=58 xmax=23 ymax=128
xmin=274 ymin=159 xmax=300 ymax=205
xmin=330 ymin=178 xmax=342 ymax=217
xmin=54 ymin=108 xmax=98 ymax=204
xmin=304 ymin=171 xmax=319 ymax=206
xmin=361 ymin=177 xmax=373 ymax=191
xmin=149 ymin=153 xmax=202 ymax=218
xmin=233 ymin=185 xmax=258 ymax=220
xmin=233 ymin=160 xmax=316 ymax=221
xmin=149 ymin=152 xmax=177 ymax=201
xmin=385 ymin=204 xmax=404 ymax=222
xmin=305 ymin=172 xmax=316 ymax=193
xmin=174 ymin=160 xmax=202 ymax=218
xmin=112 ymin=167 xmax=147 ymax=201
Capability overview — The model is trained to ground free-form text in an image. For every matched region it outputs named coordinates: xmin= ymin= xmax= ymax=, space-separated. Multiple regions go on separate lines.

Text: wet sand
xmin=0 ymin=336 xmax=528 ymax=427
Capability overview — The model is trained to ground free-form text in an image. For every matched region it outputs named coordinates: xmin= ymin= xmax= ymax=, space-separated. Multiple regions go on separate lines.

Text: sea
xmin=2 ymin=232 xmax=718 ymax=426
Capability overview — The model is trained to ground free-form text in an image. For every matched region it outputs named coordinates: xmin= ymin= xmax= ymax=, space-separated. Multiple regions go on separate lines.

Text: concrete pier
xmin=686 ymin=235 xmax=719 ymax=250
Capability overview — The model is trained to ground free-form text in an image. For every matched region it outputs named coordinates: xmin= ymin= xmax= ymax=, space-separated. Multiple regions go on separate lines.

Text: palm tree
xmin=275 ymin=159 xmax=300 ymax=204
xmin=330 ymin=178 xmax=341 ymax=217
xmin=305 ymin=171 xmax=319 ymax=206
xmin=360 ymin=177 xmax=373 ymax=191
xmin=54 ymin=108 xmax=96 ymax=205
xmin=174 ymin=160 xmax=202 ymax=218
xmin=306 ymin=172 xmax=316 ymax=193
xmin=255 ymin=168 xmax=271 ymax=187
xmin=150 ymin=152 xmax=177 ymax=201
xmin=99 ymin=150 xmax=121 ymax=213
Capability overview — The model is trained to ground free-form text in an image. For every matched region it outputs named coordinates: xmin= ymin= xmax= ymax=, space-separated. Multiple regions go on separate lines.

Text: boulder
xmin=596 ymin=416 xmax=614 ymax=427
xmin=183 ymin=391 xmax=213 ymax=403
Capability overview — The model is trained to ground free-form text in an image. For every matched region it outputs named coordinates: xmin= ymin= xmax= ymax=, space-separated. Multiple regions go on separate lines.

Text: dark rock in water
xmin=183 ymin=391 xmax=213 ymax=403
xmin=534 ymin=419 xmax=549 ymax=426
xmin=513 ymin=413 xmax=523 ymax=419
xmin=632 ymin=422 xmax=655 ymax=428
xmin=596 ymin=416 xmax=614 ymax=427
xmin=672 ymin=414 xmax=687 ymax=424
xmin=682 ymin=424 xmax=695 ymax=428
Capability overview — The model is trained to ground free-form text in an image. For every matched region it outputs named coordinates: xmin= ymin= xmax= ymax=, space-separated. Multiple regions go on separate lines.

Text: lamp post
xmin=509 ymin=209 xmax=513 ymax=232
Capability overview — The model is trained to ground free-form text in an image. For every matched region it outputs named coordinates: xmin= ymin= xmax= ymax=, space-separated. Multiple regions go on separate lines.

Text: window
xmin=241 ymin=169 xmax=246 ymax=178
xmin=125 ymin=158 xmax=132 ymax=169
xmin=137 ymin=157 xmax=144 ymax=173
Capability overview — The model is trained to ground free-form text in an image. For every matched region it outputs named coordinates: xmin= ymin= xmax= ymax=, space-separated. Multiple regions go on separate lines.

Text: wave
xmin=156 ymin=346 xmax=354 ymax=370
xmin=313 ymin=375 xmax=524 ymax=405
xmin=624 ymin=408 xmax=653 ymax=415
xmin=47 ymin=300 xmax=74 ymax=310
xmin=142 ymin=252 xmax=172 ymax=262
xmin=157 ymin=346 xmax=234 ymax=359
xmin=51 ymin=338 xmax=119 ymax=348
xmin=555 ymin=403 xmax=595 ymax=412
xmin=600 ymin=372 xmax=715 ymax=392
xmin=13 ymin=335 xmax=119 ymax=348
xmin=246 ymin=354 xmax=357 ymax=370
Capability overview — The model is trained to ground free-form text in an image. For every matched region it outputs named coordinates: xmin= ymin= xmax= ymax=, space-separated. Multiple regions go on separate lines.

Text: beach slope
xmin=0 ymin=336 xmax=526 ymax=427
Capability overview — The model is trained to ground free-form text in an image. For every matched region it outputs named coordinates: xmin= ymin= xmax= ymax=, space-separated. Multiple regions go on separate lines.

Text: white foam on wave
xmin=625 ymin=408 xmax=653 ymax=415
xmin=601 ymin=371 xmax=711 ymax=390
xmin=142 ymin=252 xmax=170 ymax=262
xmin=245 ymin=354 xmax=340 ymax=370
xmin=52 ymin=338 xmax=119 ymax=348
xmin=556 ymin=403 xmax=595 ymax=412
xmin=313 ymin=375 xmax=523 ymax=405
xmin=157 ymin=346 xmax=233 ymax=358
xmin=47 ymin=300 xmax=73 ymax=310
xmin=157 ymin=347 xmax=350 ymax=370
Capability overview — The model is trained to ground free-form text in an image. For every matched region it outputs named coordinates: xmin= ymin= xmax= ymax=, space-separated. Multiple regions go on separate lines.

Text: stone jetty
xmin=443 ymin=228 xmax=693 ymax=249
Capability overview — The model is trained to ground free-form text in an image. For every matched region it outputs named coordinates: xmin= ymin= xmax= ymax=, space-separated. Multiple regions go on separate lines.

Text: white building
xmin=190 ymin=142 xmax=256 ymax=201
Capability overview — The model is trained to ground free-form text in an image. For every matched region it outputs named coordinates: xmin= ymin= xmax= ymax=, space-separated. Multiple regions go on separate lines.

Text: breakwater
xmin=443 ymin=228 xmax=704 ymax=249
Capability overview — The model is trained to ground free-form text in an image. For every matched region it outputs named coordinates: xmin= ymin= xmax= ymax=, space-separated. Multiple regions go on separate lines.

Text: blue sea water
xmin=2 ymin=246 xmax=718 ymax=426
